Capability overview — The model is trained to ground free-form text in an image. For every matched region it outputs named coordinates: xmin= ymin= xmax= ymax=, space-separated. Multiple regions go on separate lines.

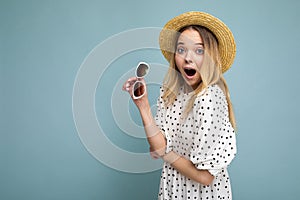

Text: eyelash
xmin=176 ymin=47 xmax=204 ymax=55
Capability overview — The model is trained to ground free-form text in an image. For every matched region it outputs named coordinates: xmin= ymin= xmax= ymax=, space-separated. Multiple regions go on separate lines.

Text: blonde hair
xmin=162 ymin=25 xmax=236 ymax=130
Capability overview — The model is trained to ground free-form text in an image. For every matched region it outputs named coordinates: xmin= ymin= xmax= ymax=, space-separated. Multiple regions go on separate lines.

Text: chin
xmin=189 ymin=80 xmax=202 ymax=89
xmin=183 ymin=81 xmax=196 ymax=90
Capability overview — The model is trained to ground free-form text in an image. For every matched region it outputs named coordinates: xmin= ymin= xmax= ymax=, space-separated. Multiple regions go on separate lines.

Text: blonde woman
xmin=123 ymin=11 xmax=237 ymax=200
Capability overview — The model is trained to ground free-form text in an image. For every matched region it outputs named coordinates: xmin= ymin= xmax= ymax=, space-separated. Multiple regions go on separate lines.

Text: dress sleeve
xmin=154 ymin=87 xmax=173 ymax=153
xmin=189 ymin=85 xmax=237 ymax=177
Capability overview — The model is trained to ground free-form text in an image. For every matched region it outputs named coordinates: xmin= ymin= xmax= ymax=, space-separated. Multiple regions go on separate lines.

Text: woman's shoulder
xmin=208 ymin=84 xmax=225 ymax=97
xmin=195 ymin=84 xmax=226 ymax=105
xmin=197 ymin=84 xmax=224 ymax=97
xmin=191 ymin=84 xmax=228 ymax=116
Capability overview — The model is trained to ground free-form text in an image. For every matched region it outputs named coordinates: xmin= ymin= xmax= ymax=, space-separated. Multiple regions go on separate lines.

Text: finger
xmin=122 ymin=77 xmax=138 ymax=91
xmin=127 ymin=77 xmax=138 ymax=83
xmin=122 ymin=81 xmax=131 ymax=91
xmin=150 ymin=151 xmax=160 ymax=159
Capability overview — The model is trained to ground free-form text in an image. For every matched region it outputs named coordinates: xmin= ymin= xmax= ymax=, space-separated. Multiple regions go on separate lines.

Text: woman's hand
xmin=122 ymin=77 xmax=150 ymax=110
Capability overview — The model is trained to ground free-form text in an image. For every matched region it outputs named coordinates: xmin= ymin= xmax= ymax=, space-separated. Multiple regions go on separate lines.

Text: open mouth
xmin=184 ymin=68 xmax=196 ymax=76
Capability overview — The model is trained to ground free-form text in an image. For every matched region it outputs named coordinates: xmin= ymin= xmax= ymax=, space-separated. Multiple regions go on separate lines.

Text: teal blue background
xmin=1 ymin=0 xmax=300 ymax=199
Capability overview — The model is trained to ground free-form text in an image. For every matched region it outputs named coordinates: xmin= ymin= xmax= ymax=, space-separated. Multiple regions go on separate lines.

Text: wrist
xmin=138 ymin=104 xmax=153 ymax=127
xmin=163 ymin=151 xmax=181 ymax=164
xmin=138 ymin=101 xmax=150 ymax=113
xmin=144 ymin=122 xmax=161 ymax=138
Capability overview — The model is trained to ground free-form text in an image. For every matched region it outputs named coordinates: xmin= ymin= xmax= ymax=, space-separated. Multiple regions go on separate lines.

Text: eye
xmin=176 ymin=47 xmax=186 ymax=54
xmin=196 ymin=48 xmax=204 ymax=55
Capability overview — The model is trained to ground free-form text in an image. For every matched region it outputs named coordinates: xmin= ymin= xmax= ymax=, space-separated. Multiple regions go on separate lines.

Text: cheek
xmin=174 ymin=54 xmax=179 ymax=63
xmin=195 ymin=55 xmax=204 ymax=64
xmin=174 ymin=55 xmax=184 ymax=71
xmin=175 ymin=54 xmax=184 ymax=66
xmin=194 ymin=57 xmax=204 ymax=71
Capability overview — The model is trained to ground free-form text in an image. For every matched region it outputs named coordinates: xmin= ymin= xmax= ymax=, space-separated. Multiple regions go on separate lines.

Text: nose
xmin=184 ymin=50 xmax=193 ymax=64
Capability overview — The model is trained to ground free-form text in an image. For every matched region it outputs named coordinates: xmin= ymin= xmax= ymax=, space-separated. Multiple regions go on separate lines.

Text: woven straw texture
xmin=159 ymin=11 xmax=236 ymax=73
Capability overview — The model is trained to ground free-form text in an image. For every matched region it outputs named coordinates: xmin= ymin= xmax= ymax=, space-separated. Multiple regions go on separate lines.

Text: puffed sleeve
xmin=154 ymin=87 xmax=173 ymax=153
xmin=189 ymin=85 xmax=237 ymax=177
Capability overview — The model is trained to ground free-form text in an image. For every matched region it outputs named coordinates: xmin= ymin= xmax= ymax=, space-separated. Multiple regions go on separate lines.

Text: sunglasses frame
xmin=132 ymin=62 xmax=150 ymax=100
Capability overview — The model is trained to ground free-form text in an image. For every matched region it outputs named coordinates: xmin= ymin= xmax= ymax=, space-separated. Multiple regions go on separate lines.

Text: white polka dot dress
xmin=155 ymin=84 xmax=237 ymax=200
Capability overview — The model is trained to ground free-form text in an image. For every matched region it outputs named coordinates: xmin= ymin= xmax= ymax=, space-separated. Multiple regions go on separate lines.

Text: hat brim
xmin=159 ymin=11 xmax=236 ymax=73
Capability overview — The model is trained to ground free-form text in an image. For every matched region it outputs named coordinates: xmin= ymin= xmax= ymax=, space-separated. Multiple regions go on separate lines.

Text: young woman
xmin=123 ymin=11 xmax=237 ymax=200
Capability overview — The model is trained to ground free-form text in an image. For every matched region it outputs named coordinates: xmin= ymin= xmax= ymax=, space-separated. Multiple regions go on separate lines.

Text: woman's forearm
xmin=139 ymin=103 xmax=166 ymax=156
xmin=169 ymin=154 xmax=214 ymax=185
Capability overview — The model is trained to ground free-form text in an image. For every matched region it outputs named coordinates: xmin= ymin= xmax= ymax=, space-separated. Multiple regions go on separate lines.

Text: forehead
xmin=177 ymin=28 xmax=203 ymax=44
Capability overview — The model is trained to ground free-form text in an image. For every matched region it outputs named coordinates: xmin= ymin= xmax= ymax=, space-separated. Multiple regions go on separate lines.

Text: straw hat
xmin=159 ymin=11 xmax=236 ymax=73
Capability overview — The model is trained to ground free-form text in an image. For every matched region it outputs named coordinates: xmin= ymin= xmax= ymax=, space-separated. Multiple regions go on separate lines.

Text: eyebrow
xmin=177 ymin=42 xmax=204 ymax=46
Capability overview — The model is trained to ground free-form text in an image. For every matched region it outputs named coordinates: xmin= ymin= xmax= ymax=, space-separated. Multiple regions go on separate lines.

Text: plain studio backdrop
xmin=1 ymin=0 xmax=299 ymax=199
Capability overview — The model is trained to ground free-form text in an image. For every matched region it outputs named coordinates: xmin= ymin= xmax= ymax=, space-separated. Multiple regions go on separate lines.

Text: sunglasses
xmin=132 ymin=62 xmax=150 ymax=99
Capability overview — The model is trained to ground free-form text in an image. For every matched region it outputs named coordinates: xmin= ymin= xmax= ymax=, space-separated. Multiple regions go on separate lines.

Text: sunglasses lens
xmin=136 ymin=63 xmax=149 ymax=78
xmin=133 ymin=81 xmax=145 ymax=98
